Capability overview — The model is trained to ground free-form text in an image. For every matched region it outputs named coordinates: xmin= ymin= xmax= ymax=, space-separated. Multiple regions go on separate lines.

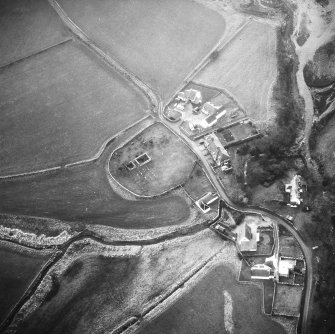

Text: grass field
xmin=183 ymin=163 xmax=215 ymax=200
xmin=15 ymin=231 xmax=227 ymax=334
xmin=315 ymin=112 xmax=335 ymax=177
xmin=195 ymin=20 xmax=277 ymax=123
xmin=273 ymin=284 xmax=303 ymax=317
xmin=0 ymin=0 xmax=70 ymax=67
xmin=58 ymin=0 xmax=225 ymax=100
xmin=140 ymin=265 xmax=285 ymax=334
xmin=279 ymin=235 xmax=303 ymax=258
xmin=0 ymin=123 xmax=191 ymax=229
xmin=0 ymin=40 xmax=149 ymax=176
xmin=229 ymin=123 xmax=258 ymax=141
xmin=109 ymin=123 xmax=197 ymax=196
xmin=263 ymin=280 xmax=275 ymax=315
xmin=15 ymin=254 xmax=140 ymax=334
xmin=0 ymin=241 xmax=53 ymax=325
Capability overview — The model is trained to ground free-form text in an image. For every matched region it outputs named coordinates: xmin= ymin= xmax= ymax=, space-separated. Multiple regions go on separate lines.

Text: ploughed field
xmin=139 ymin=265 xmax=285 ymax=334
xmin=109 ymin=123 xmax=197 ymax=196
xmin=58 ymin=0 xmax=225 ymax=100
xmin=0 ymin=0 xmax=70 ymax=67
xmin=0 ymin=241 xmax=54 ymax=325
xmin=0 ymin=40 xmax=148 ymax=176
xmin=195 ymin=20 xmax=277 ymax=124
xmin=0 ymin=120 xmax=191 ymax=229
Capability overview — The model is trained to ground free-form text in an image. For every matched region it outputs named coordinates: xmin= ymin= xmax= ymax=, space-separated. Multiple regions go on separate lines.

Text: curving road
xmin=158 ymin=107 xmax=313 ymax=334
xmin=49 ymin=2 xmax=313 ymax=333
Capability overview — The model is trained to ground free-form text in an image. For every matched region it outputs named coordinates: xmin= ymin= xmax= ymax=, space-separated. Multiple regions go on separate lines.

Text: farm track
xmin=2 ymin=2 xmax=313 ymax=334
xmin=0 ymin=38 xmax=73 ymax=70
xmin=48 ymin=0 xmax=160 ymax=110
xmin=0 ymin=115 xmax=151 ymax=180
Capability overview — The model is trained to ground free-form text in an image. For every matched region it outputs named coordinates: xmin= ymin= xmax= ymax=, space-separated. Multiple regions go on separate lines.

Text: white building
xmin=285 ymin=175 xmax=304 ymax=207
xmin=278 ymin=257 xmax=296 ymax=278
xmin=237 ymin=223 xmax=259 ymax=252
xmin=251 ymin=264 xmax=274 ymax=280
xmin=204 ymin=133 xmax=230 ymax=167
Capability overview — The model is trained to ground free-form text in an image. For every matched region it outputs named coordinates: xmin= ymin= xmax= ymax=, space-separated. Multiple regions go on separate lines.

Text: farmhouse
xmin=238 ymin=223 xmax=259 ymax=252
xmin=195 ymin=192 xmax=219 ymax=213
xmin=177 ymin=89 xmax=202 ymax=105
xmin=204 ymin=110 xmax=226 ymax=127
xmin=278 ymin=257 xmax=296 ymax=278
xmin=251 ymin=264 xmax=274 ymax=280
xmin=204 ymin=133 xmax=230 ymax=167
xmin=201 ymin=101 xmax=221 ymax=115
xmin=285 ymin=175 xmax=304 ymax=207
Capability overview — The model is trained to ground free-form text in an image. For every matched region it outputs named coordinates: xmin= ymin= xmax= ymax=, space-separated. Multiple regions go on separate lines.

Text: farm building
xmin=201 ymin=101 xmax=221 ymax=115
xmin=204 ymin=133 xmax=230 ymax=167
xmin=204 ymin=110 xmax=227 ymax=127
xmin=285 ymin=175 xmax=305 ymax=207
xmin=278 ymin=257 xmax=296 ymax=278
xmin=251 ymin=264 xmax=274 ymax=280
xmin=195 ymin=192 xmax=219 ymax=213
xmin=237 ymin=223 xmax=259 ymax=252
xmin=177 ymin=89 xmax=202 ymax=105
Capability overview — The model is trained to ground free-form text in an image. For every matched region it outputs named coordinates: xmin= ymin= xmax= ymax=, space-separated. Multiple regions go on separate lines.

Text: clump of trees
xmin=237 ymin=11 xmax=303 ymax=190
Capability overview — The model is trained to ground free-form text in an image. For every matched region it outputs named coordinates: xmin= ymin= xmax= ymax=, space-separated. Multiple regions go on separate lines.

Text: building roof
xmin=285 ymin=175 xmax=302 ymax=207
xmin=238 ymin=223 xmax=259 ymax=252
xmin=201 ymin=102 xmax=220 ymax=115
xmin=195 ymin=192 xmax=218 ymax=213
xmin=176 ymin=91 xmax=187 ymax=101
xmin=205 ymin=110 xmax=226 ymax=127
xmin=167 ymin=108 xmax=182 ymax=121
xmin=185 ymin=89 xmax=202 ymax=104
xmin=251 ymin=264 xmax=272 ymax=279
xmin=204 ymin=134 xmax=230 ymax=166
xmin=279 ymin=258 xmax=296 ymax=277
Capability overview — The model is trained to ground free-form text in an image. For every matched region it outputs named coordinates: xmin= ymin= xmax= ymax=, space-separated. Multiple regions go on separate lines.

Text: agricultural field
xmin=314 ymin=112 xmax=335 ymax=177
xmin=195 ymin=20 xmax=277 ymax=124
xmin=183 ymin=163 xmax=215 ymax=200
xmin=14 ymin=231 xmax=227 ymax=334
xmin=0 ymin=0 xmax=70 ymax=67
xmin=58 ymin=0 xmax=226 ymax=100
xmin=0 ymin=241 xmax=54 ymax=325
xmin=0 ymin=160 xmax=191 ymax=230
xmin=183 ymin=82 xmax=221 ymax=103
xmin=15 ymin=253 xmax=141 ymax=334
xmin=109 ymin=123 xmax=197 ymax=196
xmin=140 ymin=265 xmax=285 ymax=334
xmin=0 ymin=120 xmax=195 ymax=229
xmin=0 ymin=40 xmax=149 ymax=176
xmin=279 ymin=235 xmax=303 ymax=258
xmin=273 ymin=284 xmax=303 ymax=317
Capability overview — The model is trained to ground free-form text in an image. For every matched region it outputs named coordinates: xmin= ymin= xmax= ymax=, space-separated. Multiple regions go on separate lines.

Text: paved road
xmin=158 ymin=106 xmax=313 ymax=334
